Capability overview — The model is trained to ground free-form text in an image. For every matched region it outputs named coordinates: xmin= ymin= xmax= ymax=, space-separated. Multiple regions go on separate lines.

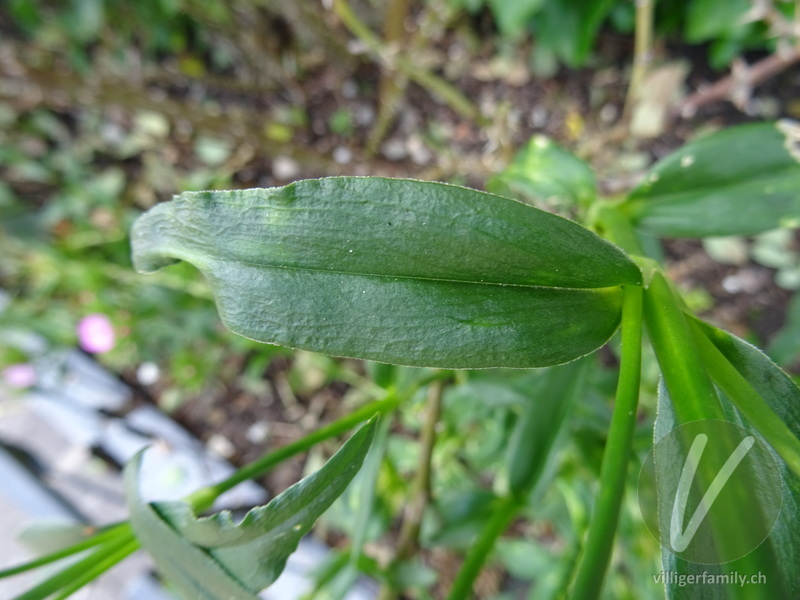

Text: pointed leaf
xmin=505 ymin=358 xmax=590 ymax=497
xmin=688 ymin=319 xmax=800 ymax=598
xmin=131 ymin=177 xmax=640 ymax=368
xmin=624 ymin=121 xmax=800 ymax=237
xmin=125 ymin=419 xmax=377 ymax=597
xmin=652 ymin=382 xmax=797 ymax=599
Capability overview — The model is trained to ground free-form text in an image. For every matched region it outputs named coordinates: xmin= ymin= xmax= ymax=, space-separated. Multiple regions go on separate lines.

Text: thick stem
xmin=366 ymin=0 xmax=411 ymax=155
xmin=643 ymin=271 xmax=722 ymax=423
xmin=644 ymin=273 xmax=775 ymax=599
xmin=570 ymin=285 xmax=643 ymax=600
xmin=396 ymin=378 xmax=444 ymax=558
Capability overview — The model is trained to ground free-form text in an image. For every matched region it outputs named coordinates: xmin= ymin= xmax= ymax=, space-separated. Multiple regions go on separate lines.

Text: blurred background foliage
xmin=2 ymin=0 xmax=800 ymax=598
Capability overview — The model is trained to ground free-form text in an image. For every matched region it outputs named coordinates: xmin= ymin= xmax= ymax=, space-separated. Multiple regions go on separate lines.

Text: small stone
xmin=207 ymin=434 xmax=236 ymax=459
xmin=272 ymin=156 xmax=300 ymax=180
xmin=333 ymin=146 xmax=352 ymax=164
xmin=381 ymin=138 xmax=407 ymax=161
xmin=136 ymin=362 xmax=160 ymax=386
xmin=245 ymin=421 xmax=270 ymax=444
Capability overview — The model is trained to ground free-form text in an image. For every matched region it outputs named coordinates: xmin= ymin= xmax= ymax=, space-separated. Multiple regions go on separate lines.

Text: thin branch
xmin=677 ymin=46 xmax=800 ymax=118
xmin=624 ymin=0 xmax=655 ymax=119
xmin=366 ymin=0 xmax=412 ymax=155
xmin=377 ymin=378 xmax=446 ymax=600
xmin=331 ymin=0 xmax=483 ymax=123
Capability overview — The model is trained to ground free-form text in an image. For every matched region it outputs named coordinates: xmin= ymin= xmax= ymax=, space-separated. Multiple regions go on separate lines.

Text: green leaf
xmin=685 ymin=0 xmax=750 ymax=43
xmin=131 ymin=177 xmax=640 ymax=368
xmin=505 ymin=358 xmax=590 ymax=497
xmin=653 ymin=317 xmax=800 ymax=598
xmin=653 ymin=382 xmax=797 ymax=599
xmin=486 ymin=135 xmax=597 ymax=211
xmin=768 ymin=291 xmax=800 ymax=366
xmin=125 ymin=419 xmax=377 ymax=598
xmin=487 ymin=0 xmax=546 ymax=38
xmin=532 ymin=0 xmax=616 ymax=67
xmin=689 ymin=317 xmax=800 ymax=480
xmin=623 ymin=121 xmax=800 ymax=237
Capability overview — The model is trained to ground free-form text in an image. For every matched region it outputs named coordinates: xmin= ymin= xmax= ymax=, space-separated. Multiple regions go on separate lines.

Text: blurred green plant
xmin=448 ymin=0 xmax=795 ymax=71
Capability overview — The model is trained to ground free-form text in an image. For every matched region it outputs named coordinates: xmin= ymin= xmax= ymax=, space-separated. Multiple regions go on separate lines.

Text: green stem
xmin=0 ymin=522 xmax=131 ymax=578
xmin=187 ymin=392 xmax=403 ymax=512
xmin=644 ymin=272 xmax=775 ymax=599
xmin=689 ymin=320 xmax=800 ymax=480
xmin=594 ymin=203 xmax=646 ymax=257
xmin=445 ymin=495 xmax=521 ymax=600
xmin=13 ymin=531 xmax=138 ymax=600
xmin=570 ymin=285 xmax=642 ymax=600
xmin=51 ymin=538 xmax=140 ymax=600
xmin=643 ymin=271 xmax=723 ymax=423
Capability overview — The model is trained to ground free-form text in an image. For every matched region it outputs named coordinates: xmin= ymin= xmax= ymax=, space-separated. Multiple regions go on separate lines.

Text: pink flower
xmin=77 ymin=313 xmax=116 ymax=353
xmin=2 ymin=363 xmax=36 ymax=389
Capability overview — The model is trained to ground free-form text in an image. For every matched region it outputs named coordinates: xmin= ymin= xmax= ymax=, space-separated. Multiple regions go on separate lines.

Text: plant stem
xmin=644 ymin=272 xmax=775 ymax=598
xmin=624 ymin=0 xmax=655 ymax=119
xmin=51 ymin=537 xmax=140 ymax=600
xmin=643 ymin=271 xmax=722 ymax=423
xmin=689 ymin=320 xmax=800 ymax=480
xmin=187 ymin=392 xmax=403 ymax=512
xmin=593 ymin=204 xmax=646 ymax=257
xmin=396 ymin=378 xmax=444 ymax=558
xmin=445 ymin=495 xmax=521 ymax=600
xmin=13 ymin=531 xmax=138 ymax=600
xmin=366 ymin=0 xmax=411 ymax=155
xmin=377 ymin=378 xmax=446 ymax=600
xmin=0 ymin=522 xmax=131 ymax=578
xmin=570 ymin=285 xmax=642 ymax=600
xmin=331 ymin=0 xmax=483 ymax=123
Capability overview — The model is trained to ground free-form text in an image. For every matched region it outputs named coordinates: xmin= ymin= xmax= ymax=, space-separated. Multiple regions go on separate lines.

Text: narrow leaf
xmin=624 ymin=121 xmax=800 ymax=237
xmin=689 ymin=316 xmax=800 ymax=480
xmin=125 ymin=419 xmax=377 ymax=597
xmin=506 ymin=357 xmax=590 ymax=497
xmin=131 ymin=177 xmax=640 ymax=368
xmin=653 ymin=383 xmax=795 ymax=599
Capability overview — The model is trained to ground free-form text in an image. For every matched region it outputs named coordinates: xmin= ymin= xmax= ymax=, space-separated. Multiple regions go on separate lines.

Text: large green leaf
xmin=131 ymin=177 xmax=640 ymax=368
xmin=125 ymin=419 xmax=377 ymax=599
xmin=623 ymin=121 xmax=800 ymax=237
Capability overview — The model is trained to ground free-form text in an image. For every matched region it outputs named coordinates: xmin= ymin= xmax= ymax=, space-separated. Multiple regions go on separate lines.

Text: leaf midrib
xmin=197 ymin=253 xmax=626 ymax=292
